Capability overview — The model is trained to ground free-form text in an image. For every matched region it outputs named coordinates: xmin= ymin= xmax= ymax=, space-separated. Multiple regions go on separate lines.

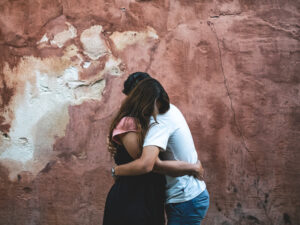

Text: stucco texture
xmin=0 ymin=0 xmax=299 ymax=225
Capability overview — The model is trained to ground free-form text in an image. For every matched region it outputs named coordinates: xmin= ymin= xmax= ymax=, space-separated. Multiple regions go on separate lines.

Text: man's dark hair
xmin=122 ymin=72 xmax=151 ymax=95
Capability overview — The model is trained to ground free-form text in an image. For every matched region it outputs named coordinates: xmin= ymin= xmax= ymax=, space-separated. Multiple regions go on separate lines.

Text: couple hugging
xmin=103 ymin=72 xmax=209 ymax=225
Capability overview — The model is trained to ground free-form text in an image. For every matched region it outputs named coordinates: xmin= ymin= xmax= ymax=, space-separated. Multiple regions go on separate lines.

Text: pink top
xmin=112 ymin=117 xmax=137 ymax=145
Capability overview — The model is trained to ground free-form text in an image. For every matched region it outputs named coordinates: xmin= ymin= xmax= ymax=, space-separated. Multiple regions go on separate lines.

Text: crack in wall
xmin=209 ymin=11 xmax=299 ymax=41
xmin=207 ymin=20 xmax=274 ymax=225
xmin=256 ymin=17 xmax=300 ymax=41
xmin=0 ymin=42 xmax=29 ymax=49
xmin=41 ymin=4 xmax=64 ymax=29
xmin=73 ymin=77 xmax=104 ymax=89
xmin=210 ymin=12 xmax=242 ymax=18
xmin=145 ymin=41 xmax=160 ymax=73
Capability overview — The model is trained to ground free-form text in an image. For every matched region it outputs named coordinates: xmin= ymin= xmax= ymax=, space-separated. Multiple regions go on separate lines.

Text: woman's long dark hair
xmin=108 ymin=78 xmax=170 ymax=156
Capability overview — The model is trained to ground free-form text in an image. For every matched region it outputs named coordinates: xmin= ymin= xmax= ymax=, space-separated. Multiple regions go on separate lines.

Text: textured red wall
xmin=0 ymin=0 xmax=299 ymax=225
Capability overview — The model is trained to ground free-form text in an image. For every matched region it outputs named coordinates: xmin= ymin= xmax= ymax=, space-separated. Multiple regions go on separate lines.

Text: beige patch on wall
xmin=109 ymin=26 xmax=159 ymax=51
xmin=80 ymin=25 xmax=110 ymax=60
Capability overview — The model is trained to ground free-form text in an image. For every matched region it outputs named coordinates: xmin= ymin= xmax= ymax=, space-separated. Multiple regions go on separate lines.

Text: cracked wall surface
xmin=0 ymin=0 xmax=299 ymax=225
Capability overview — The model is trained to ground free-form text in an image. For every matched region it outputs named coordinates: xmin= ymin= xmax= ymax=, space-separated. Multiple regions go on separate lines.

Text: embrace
xmin=103 ymin=72 xmax=209 ymax=225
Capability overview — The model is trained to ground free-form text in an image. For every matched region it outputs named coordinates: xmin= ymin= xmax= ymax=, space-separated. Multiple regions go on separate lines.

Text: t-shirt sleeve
xmin=112 ymin=117 xmax=137 ymax=145
xmin=143 ymin=122 xmax=170 ymax=151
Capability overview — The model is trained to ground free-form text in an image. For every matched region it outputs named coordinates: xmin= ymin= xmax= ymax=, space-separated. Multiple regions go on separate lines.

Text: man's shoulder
xmin=170 ymin=103 xmax=178 ymax=111
xmin=163 ymin=104 xmax=183 ymax=119
xmin=149 ymin=104 xmax=182 ymax=124
xmin=152 ymin=104 xmax=182 ymax=129
xmin=158 ymin=104 xmax=180 ymax=117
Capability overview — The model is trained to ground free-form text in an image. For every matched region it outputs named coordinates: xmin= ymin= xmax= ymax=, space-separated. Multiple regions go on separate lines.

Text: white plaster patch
xmin=50 ymin=22 xmax=77 ymax=48
xmin=83 ymin=61 xmax=91 ymax=69
xmin=37 ymin=34 xmax=49 ymax=44
xmin=103 ymin=56 xmax=123 ymax=76
xmin=74 ymin=79 xmax=106 ymax=102
xmin=0 ymin=63 xmax=105 ymax=179
xmin=109 ymin=26 xmax=159 ymax=51
xmin=80 ymin=25 xmax=110 ymax=60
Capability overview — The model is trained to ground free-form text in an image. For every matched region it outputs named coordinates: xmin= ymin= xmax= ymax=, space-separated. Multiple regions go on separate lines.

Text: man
xmin=115 ymin=72 xmax=209 ymax=225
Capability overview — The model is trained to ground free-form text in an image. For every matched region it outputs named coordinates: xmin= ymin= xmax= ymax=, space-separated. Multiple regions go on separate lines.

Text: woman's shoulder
xmin=116 ymin=116 xmax=137 ymax=131
xmin=112 ymin=117 xmax=137 ymax=145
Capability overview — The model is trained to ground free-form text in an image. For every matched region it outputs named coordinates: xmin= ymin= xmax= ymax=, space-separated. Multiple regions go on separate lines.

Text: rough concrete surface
xmin=0 ymin=0 xmax=299 ymax=225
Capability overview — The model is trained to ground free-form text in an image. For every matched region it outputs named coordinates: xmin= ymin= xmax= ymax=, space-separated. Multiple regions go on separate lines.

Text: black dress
xmin=103 ymin=144 xmax=166 ymax=225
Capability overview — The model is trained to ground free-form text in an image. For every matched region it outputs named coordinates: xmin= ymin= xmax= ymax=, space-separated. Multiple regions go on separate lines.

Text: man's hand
xmin=153 ymin=157 xmax=205 ymax=178
xmin=192 ymin=160 xmax=204 ymax=180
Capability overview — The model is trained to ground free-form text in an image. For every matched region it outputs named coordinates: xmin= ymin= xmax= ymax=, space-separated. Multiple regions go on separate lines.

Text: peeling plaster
xmin=103 ymin=56 xmax=123 ymax=76
xmin=83 ymin=61 xmax=91 ymax=69
xmin=0 ymin=56 xmax=105 ymax=180
xmin=109 ymin=26 xmax=159 ymax=51
xmin=37 ymin=34 xmax=49 ymax=44
xmin=50 ymin=22 xmax=77 ymax=48
xmin=80 ymin=25 xmax=110 ymax=60
xmin=0 ymin=22 xmax=157 ymax=181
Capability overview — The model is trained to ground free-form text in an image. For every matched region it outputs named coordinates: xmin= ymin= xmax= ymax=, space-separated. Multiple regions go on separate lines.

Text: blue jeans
xmin=166 ymin=189 xmax=209 ymax=225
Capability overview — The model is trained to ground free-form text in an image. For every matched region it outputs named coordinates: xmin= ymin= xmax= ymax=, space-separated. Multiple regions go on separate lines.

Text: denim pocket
xmin=191 ymin=190 xmax=210 ymax=219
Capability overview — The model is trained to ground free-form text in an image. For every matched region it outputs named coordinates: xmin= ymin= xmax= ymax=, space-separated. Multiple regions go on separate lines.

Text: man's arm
xmin=153 ymin=158 xmax=204 ymax=180
xmin=114 ymin=146 xmax=159 ymax=176
xmin=114 ymin=132 xmax=160 ymax=176
xmin=114 ymin=142 xmax=204 ymax=179
xmin=114 ymin=146 xmax=204 ymax=179
xmin=114 ymin=132 xmax=204 ymax=178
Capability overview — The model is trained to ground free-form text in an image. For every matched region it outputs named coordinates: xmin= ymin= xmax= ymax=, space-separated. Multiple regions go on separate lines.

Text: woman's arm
xmin=153 ymin=158 xmax=204 ymax=180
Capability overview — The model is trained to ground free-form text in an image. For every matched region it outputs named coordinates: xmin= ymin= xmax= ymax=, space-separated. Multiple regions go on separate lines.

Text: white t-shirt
xmin=143 ymin=104 xmax=206 ymax=204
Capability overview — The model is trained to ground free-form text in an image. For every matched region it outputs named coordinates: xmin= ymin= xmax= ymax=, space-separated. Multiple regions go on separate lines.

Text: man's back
xmin=144 ymin=104 xmax=206 ymax=203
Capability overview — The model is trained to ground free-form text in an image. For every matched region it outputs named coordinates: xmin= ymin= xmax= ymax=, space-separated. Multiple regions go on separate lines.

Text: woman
xmin=103 ymin=78 xmax=202 ymax=225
